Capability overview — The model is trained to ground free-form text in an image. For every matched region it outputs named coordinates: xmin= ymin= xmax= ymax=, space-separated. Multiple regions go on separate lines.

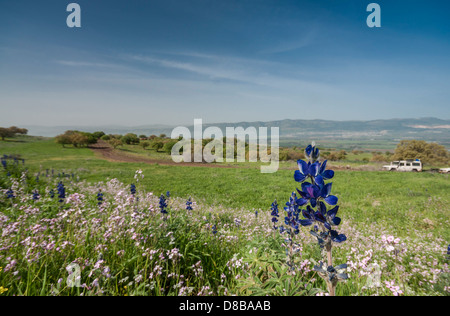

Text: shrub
xmin=393 ymin=140 xmax=449 ymax=165
xmin=108 ymin=138 xmax=123 ymax=149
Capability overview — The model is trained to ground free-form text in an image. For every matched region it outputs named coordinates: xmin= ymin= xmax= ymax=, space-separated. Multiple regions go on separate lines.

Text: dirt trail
xmin=89 ymin=140 xmax=237 ymax=168
xmin=90 ymin=141 xmax=384 ymax=171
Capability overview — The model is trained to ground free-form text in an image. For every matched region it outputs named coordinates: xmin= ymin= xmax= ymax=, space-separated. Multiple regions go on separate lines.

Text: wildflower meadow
xmin=0 ymin=142 xmax=449 ymax=297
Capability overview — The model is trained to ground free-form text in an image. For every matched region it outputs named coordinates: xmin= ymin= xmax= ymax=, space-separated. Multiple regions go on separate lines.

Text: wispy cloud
xmin=55 ymin=60 xmax=121 ymax=68
xmin=126 ymin=54 xmax=254 ymax=84
xmin=124 ymin=52 xmax=324 ymax=91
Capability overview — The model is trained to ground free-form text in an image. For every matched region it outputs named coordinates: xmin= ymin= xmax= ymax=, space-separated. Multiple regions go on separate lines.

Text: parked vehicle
xmin=439 ymin=168 xmax=450 ymax=173
xmin=383 ymin=159 xmax=422 ymax=172
xmin=383 ymin=161 xmax=400 ymax=171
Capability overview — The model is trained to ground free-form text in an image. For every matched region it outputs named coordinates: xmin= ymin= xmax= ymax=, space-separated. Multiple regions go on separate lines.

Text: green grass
xmin=1 ymin=136 xmax=449 ymax=296
xmin=1 ymin=136 xmax=449 ymax=240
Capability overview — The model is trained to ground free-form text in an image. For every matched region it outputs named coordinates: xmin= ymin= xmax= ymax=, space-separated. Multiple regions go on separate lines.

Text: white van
xmin=383 ymin=160 xmax=422 ymax=172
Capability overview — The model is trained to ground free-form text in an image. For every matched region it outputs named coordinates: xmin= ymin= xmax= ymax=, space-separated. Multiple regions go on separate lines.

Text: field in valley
xmin=0 ymin=136 xmax=449 ymax=296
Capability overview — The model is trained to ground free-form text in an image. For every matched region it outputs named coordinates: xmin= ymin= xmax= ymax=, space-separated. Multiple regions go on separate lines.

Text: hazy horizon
xmin=11 ymin=116 xmax=449 ymax=139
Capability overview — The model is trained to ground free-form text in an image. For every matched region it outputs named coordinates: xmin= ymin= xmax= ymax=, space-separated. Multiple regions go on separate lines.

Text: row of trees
xmin=102 ymin=133 xmax=172 ymax=152
xmin=53 ymin=130 xmax=449 ymax=166
xmin=110 ymin=138 xmax=449 ymax=165
xmin=0 ymin=126 xmax=28 ymax=140
xmin=55 ymin=130 xmax=105 ymax=147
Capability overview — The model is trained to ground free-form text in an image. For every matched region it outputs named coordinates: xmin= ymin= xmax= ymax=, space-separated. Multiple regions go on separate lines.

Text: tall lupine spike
xmin=97 ymin=190 xmax=104 ymax=206
xmin=270 ymin=199 xmax=279 ymax=229
xmin=57 ymin=181 xmax=66 ymax=203
xmin=32 ymin=190 xmax=40 ymax=201
xmin=186 ymin=197 xmax=193 ymax=211
xmin=130 ymin=184 xmax=136 ymax=195
xmin=6 ymin=188 xmax=15 ymax=199
xmin=159 ymin=194 xmax=168 ymax=214
xmin=271 ymin=142 xmax=347 ymax=296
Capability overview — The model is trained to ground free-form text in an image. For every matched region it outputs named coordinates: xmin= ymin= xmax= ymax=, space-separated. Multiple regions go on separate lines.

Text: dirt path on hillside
xmin=89 ymin=140 xmax=238 ymax=168
xmin=90 ymin=141 xmax=384 ymax=171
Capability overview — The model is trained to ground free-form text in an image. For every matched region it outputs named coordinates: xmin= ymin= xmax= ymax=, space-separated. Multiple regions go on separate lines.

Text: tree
xmin=151 ymin=140 xmax=164 ymax=152
xmin=54 ymin=130 xmax=90 ymax=148
xmin=0 ymin=128 xmax=14 ymax=141
xmin=140 ymin=141 xmax=150 ymax=150
xmin=92 ymin=131 xmax=105 ymax=140
xmin=8 ymin=126 xmax=28 ymax=136
xmin=0 ymin=126 xmax=28 ymax=140
xmin=70 ymin=133 xmax=89 ymax=147
xmin=163 ymin=140 xmax=178 ymax=153
xmin=108 ymin=138 xmax=123 ymax=149
xmin=121 ymin=133 xmax=140 ymax=145
xmin=393 ymin=140 xmax=449 ymax=165
xmin=55 ymin=133 xmax=72 ymax=147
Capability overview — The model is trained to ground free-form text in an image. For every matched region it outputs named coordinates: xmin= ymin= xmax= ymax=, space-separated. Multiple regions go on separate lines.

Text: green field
xmin=1 ymin=137 xmax=449 ymax=238
xmin=0 ymin=136 xmax=449 ymax=296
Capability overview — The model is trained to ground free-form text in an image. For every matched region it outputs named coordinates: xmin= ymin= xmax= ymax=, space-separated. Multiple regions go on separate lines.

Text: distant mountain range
xmin=24 ymin=117 xmax=450 ymax=150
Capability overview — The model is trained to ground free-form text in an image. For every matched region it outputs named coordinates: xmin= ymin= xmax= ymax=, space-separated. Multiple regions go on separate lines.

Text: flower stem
xmin=325 ymin=238 xmax=336 ymax=296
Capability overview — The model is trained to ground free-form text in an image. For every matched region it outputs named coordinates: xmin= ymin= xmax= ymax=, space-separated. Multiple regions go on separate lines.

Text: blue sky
xmin=0 ymin=0 xmax=449 ymax=127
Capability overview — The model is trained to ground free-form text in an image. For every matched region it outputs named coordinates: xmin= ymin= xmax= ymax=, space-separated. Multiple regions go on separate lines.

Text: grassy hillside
xmin=1 ymin=136 xmax=449 ymax=239
xmin=0 ymin=136 xmax=449 ymax=296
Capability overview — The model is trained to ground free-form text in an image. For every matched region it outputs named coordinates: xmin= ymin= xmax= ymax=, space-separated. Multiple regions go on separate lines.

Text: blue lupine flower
xmin=300 ymin=201 xmax=345 ymax=242
xmin=270 ymin=200 xmax=279 ymax=229
xmin=97 ymin=191 xmax=104 ymax=205
xmin=296 ymin=182 xmax=321 ymax=207
xmin=272 ymin=142 xmax=347 ymax=296
xmin=32 ymin=190 xmax=40 ymax=201
xmin=166 ymin=191 xmax=170 ymax=199
xmin=446 ymin=245 xmax=450 ymax=260
xmin=316 ymin=160 xmax=335 ymax=184
xmin=299 ymin=205 xmax=315 ymax=227
xmin=211 ymin=224 xmax=218 ymax=235
xmin=1 ymin=159 xmax=6 ymax=169
xmin=294 ymin=160 xmax=319 ymax=183
xmin=6 ymin=188 xmax=15 ymax=199
xmin=130 ymin=184 xmax=136 ymax=195
xmin=49 ymin=189 xmax=55 ymax=199
xmin=305 ymin=143 xmax=320 ymax=162
xmin=295 ymin=159 xmax=334 ymax=186
xmin=186 ymin=198 xmax=193 ymax=211
xmin=159 ymin=194 xmax=168 ymax=214
xmin=6 ymin=171 xmax=11 ymax=177
xmin=329 ymin=230 xmax=347 ymax=243
xmin=255 ymin=210 xmax=258 ymax=218
xmin=284 ymin=192 xmax=301 ymax=234
xmin=319 ymin=182 xmax=338 ymax=205
xmin=57 ymin=182 xmax=66 ymax=203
